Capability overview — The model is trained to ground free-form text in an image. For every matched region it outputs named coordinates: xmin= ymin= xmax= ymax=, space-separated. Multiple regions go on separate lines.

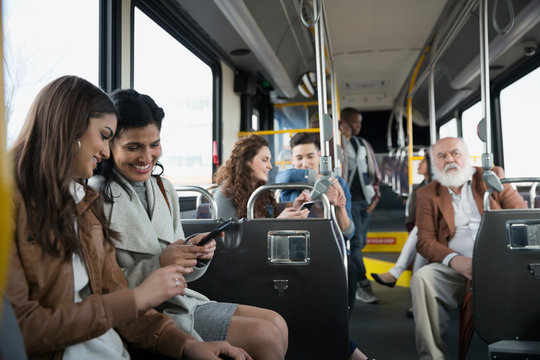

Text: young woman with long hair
xmin=7 ymin=76 xmax=249 ymax=360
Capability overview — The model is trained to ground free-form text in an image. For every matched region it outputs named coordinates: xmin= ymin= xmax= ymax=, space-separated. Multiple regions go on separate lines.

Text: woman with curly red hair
xmin=214 ymin=135 xmax=309 ymax=220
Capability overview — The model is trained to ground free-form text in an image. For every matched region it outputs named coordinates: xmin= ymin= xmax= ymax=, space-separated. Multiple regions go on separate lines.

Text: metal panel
xmin=186 ymin=218 xmax=349 ymax=360
xmin=473 ymin=209 xmax=540 ymax=344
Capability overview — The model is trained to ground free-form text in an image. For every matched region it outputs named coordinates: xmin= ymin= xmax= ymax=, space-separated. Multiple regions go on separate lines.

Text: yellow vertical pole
xmin=406 ymin=46 xmax=430 ymax=191
xmin=0 ymin=1 xmax=13 ymax=304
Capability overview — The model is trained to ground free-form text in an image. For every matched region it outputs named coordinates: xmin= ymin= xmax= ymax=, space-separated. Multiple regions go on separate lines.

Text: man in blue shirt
xmin=276 ymin=133 xmax=375 ymax=359
xmin=275 ymin=132 xmax=355 ymax=241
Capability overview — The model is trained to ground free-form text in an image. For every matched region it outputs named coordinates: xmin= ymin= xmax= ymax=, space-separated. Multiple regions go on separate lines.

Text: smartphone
xmin=300 ymin=201 xmax=315 ymax=211
xmin=197 ymin=218 xmax=234 ymax=246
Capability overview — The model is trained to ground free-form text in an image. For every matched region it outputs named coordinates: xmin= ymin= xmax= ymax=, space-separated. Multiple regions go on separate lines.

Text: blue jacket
xmin=275 ymin=168 xmax=354 ymax=239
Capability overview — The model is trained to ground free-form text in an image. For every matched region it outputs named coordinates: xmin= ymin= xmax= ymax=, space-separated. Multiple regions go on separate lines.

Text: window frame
xmin=102 ymin=0 xmax=224 ymax=173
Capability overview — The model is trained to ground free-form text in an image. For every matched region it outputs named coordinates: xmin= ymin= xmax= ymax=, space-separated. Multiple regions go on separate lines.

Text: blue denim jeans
xmin=350 ymin=199 xmax=371 ymax=283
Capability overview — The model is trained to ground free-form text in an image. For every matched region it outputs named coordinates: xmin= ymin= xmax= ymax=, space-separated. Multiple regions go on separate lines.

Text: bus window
xmin=500 ymin=66 xmax=540 ymax=178
xmin=439 ymin=118 xmax=458 ymax=139
xmin=461 ymin=102 xmax=483 ymax=167
xmin=133 ymin=8 xmax=213 ymax=186
xmin=3 ymin=0 xmax=99 ymax=146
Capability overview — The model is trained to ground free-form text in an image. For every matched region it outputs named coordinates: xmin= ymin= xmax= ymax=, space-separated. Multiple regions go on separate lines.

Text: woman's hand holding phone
xmin=160 ymin=240 xmax=202 ymax=268
xmin=187 ymin=233 xmax=218 ymax=260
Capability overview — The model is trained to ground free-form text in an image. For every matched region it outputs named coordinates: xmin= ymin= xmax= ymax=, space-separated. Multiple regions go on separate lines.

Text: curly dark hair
xmin=214 ymin=135 xmax=277 ymax=218
xmin=95 ymin=89 xmax=165 ymax=203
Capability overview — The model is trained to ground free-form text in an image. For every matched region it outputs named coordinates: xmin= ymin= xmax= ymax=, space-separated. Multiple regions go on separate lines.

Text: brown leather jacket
xmin=416 ymin=166 xmax=527 ymax=263
xmin=7 ymin=188 xmax=193 ymax=360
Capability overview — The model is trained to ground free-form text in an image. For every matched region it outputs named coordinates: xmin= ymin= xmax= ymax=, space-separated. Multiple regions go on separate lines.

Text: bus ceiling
xmin=175 ymin=0 xmax=540 ymax=125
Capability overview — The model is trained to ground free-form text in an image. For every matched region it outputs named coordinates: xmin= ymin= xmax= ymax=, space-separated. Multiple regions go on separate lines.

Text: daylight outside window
xmin=3 ymin=0 xmax=99 ymax=147
xmin=500 ymin=66 xmax=540 ymax=178
xmin=439 ymin=118 xmax=457 ymax=140
xmin=133 ymin=8 xmax=213 ymax=186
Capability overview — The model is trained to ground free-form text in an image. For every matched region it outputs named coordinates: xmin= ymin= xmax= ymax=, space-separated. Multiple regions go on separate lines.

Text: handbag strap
xmin=154 ymin=175 xmax=171 ymax=211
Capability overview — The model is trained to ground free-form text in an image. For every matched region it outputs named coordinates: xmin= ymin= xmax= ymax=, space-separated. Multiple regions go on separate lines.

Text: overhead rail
xmin=273 ymin=100 xmax=331 ymax=109
xmin=237 ymin=128 xmax=320 ymax=137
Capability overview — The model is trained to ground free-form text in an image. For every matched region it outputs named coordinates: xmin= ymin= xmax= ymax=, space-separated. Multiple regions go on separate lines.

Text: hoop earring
xmin=75 ymin=140 xmax=81 ymax=156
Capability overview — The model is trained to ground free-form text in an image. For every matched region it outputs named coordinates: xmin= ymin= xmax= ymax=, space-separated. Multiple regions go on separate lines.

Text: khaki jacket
xmin=416 ymin=167 xmax=527 ymax=263
xmin=7 ymin=188 xmax=193 ymax=360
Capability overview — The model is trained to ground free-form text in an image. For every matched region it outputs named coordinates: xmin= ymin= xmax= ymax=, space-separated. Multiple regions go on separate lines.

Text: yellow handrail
xmin=0 ymin=3 xmax=12 ymax=307
xmin=238 ymin=128 xmax=320 ymax=137
xmin=273 ymin=101 xmax=330 ymax=109
xmin=407 ymin=46 xmax=430 ymax=191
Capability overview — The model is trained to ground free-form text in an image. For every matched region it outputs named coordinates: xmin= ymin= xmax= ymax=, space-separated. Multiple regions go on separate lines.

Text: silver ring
xmin=175 ymin=278 xmax=179 ymax=287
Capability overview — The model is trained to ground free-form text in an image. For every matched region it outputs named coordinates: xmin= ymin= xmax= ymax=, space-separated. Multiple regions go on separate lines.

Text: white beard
xmin=433 ymin=160 xmax=475 ymax=188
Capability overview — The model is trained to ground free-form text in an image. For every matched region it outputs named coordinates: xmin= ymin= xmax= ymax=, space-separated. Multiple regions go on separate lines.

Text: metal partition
xmin=187 ymin=217 xmax=349 ymax=360
xmin=474 ymin=178 xmax=540 ymax=344
xmin=186 ymin=183 xmax=349 ymax=359
xmin=247 ymin=183 xmax=331 ymax=219
xmin=176 ymin=185 xmax=218 ymax=220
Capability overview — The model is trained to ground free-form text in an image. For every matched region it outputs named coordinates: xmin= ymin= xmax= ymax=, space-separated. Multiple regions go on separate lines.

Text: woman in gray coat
xmin=90 ymin=89 xmax=287 ymax=360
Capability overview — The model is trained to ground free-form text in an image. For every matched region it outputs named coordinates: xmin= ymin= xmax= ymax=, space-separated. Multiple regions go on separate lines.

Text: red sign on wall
xmin=367 ymin=237 xmax=396 ymax=245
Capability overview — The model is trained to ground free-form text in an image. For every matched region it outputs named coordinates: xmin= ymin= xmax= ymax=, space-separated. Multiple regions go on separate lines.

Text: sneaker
xmin=356 ymin=281 xmax=379 ymax=303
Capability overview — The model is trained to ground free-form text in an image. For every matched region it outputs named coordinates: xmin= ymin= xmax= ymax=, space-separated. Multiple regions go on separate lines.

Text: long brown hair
xmin=214 ymin=135 xmax=277 ymax=218
xmin=11 ymin=75 xmax=118 ymax=260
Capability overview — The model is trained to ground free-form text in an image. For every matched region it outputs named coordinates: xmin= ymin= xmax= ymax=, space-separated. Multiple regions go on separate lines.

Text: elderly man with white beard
xmin=411 ymin=137 xmax=527 ymax=360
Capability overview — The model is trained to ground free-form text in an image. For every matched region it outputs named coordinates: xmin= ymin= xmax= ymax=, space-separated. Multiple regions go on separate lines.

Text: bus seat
xmin=176 ymin=185 xmax=217 ymax=220
xmin=381 ymin=154 xmax=393 ymax=184
xmin=473 ymin=207 xmax=540 ymax=344
xmin=399 ymin=158 xmax=409 ymax=197
xmin=195 ymin=203 xmax=212 ymax=219
xmin=0 ymin=295 xmax=28 ymax=360
xmin=187 ymin=184 xmax=349 ymax=359
xmin=187 ymin=218 xmax=349 ymax=360
xmin=473 ymin=178 xmax=540 ymax=350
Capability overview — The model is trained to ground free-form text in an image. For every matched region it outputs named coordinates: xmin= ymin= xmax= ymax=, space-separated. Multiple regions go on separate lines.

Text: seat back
xmin=473 ymin=178 xmax=540 ymax=344
xmin=186 ymin=184 xmax=349 ymax=359
xmin=0 ymin=295 xmax=28 ymax=360
xmin=187 ymin=218 xmax=349 ymax=360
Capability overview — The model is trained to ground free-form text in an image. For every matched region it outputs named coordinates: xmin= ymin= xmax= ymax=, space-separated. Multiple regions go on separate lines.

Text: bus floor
xmin=348 ymin=252 xmax=489 ymax=360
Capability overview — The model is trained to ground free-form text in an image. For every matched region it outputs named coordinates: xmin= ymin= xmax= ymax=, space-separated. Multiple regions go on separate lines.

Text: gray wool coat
xmin=89 ymin=174 xmax=211 ymax=341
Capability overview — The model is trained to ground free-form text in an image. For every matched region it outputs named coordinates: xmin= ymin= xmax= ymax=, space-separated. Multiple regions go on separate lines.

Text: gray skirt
xmin=193 ymin=302 xmax=238 ymax=341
